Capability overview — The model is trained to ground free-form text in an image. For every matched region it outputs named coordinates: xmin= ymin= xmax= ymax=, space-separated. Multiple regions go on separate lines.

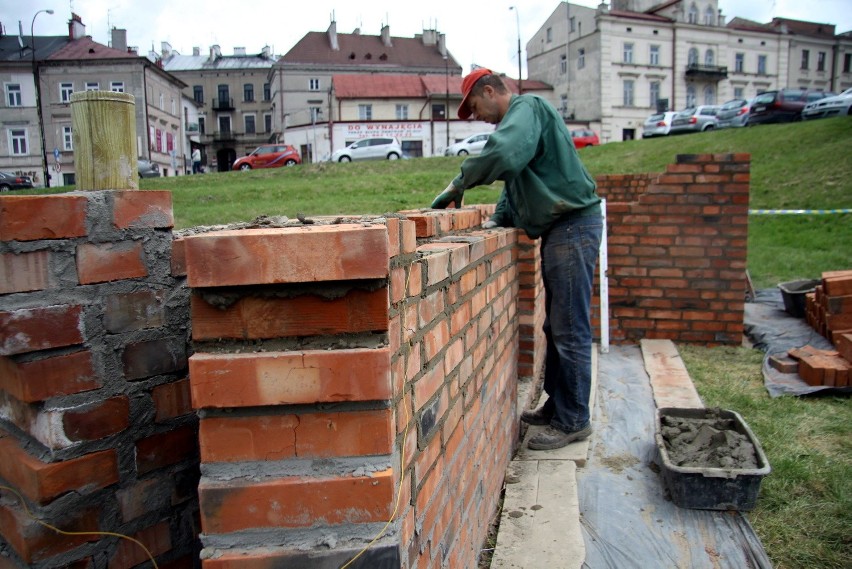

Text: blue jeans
xmin=540 ymin=213 xmax=602 ymax=433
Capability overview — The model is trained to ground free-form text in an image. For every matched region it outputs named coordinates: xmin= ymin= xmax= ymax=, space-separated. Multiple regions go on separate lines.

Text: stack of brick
xmin=805 ymin=270 xmax=852 ymax=343
xmin=786 ymin=346 xmax=851 ymax=387
xmin=0 ymin=192 xmax=198 ymax=568
xmin=185 ymin=208 xmax=524 ymax=568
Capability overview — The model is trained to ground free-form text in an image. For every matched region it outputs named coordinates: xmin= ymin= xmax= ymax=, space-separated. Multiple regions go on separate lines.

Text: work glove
xmin=431 ymin=183 xmax=464 ymax=209
xmin=482 ymin=220 xmax=498 ymax=229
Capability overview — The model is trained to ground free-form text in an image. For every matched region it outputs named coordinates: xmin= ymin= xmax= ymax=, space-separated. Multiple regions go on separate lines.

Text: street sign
xmin=53 ymin=148 xmax=60 ymax=160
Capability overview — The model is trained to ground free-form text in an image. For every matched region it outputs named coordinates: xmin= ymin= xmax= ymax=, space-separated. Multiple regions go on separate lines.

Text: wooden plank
xmin=640 ymin=339 xmax=703 ymax=409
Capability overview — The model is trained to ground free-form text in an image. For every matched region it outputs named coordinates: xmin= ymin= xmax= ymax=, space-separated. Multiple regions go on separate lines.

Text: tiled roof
xmin=770 ymin=18 xmax=837 ymax=38
xmin=726 ymin=17 xmax=777 ymax=34
xmin=608 ymin=10 xmax=672 ymax=23
xmin=332 ymin=73 xmax=550 ymax=99
xmin=0 ymin=36 xmax=69 ymax=62
xmin=282 ymin=31 xmax=457 ymax=70
xmin=48 ymin=36 xmax=138 ymax=60
xmin=163 ymin=53 xmax=277 ymax=72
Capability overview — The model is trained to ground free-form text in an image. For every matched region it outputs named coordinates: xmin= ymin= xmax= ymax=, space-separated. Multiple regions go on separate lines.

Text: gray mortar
xmin=199 ymin=524 xmax=400 ymax=555
xmin=201 ymin=456 xmax=393 ymax=482
xmin=192 ymin=331 xmax=387 ymax=354
xmin=196 ymin=278 xmax=388 ymax=308
xmin=660 ymin=409 xmax=758 ymax=469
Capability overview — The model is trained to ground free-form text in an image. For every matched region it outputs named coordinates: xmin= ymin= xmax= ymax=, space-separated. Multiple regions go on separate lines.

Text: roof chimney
xmin=193 ymin=46 xmax=200 ymax=56
xmin=381 ymin=24 xmax=392 ymax=47
xmin=161 ymin=41 xmax=172 ymax=60
xmin=234 ymin=47 xmax=246 ymax=56
xmin=68 ymin=13 xmax=86 ymax=40
xmin=438 ymin=32 xmax=447 ymax=57
xmin=327 ymin=20 xmax=339 ymax=51
xmin=261 ymin=45 xmax=270 ymax=58
xmin=209 ymin=44 xmax=220 ymax=61
xmin=111 ymin=28 xmax=127 ymax=52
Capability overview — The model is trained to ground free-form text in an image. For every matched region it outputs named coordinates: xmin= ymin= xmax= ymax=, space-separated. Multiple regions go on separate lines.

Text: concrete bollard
xmin=71 ymin=91 xmax=138 ymax=190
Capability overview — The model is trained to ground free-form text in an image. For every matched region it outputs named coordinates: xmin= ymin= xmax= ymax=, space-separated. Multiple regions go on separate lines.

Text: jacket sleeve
xmin=491 ymin=191 xmax=514 ymax=227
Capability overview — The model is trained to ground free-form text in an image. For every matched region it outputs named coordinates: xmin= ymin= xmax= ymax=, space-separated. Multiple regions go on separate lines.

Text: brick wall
xmin=0 ymin=153 xmax=750 ymax=568
xmin=0 ymin=191 xmax=198 ymax=568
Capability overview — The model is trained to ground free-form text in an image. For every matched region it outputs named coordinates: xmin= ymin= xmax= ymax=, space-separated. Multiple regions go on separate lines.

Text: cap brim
xmin=458 ymin=94 xmax=473 ymax=120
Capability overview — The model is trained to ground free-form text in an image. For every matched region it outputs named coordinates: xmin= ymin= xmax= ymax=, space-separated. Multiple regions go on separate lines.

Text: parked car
xmin=232 ymin=144 xmax=301 ymax=170
xmin=669 ymin=105 xmax=720 ymax=134
xmin=445 ymin=133 xmax=490 ymax=156
xmin=0 ymin=171 xmax=34 ymax=192
xmin=642 ymin=111 xmax=678 ymax=137
xmin=747 ymin=89 xmax=835 ymax=125
xmin=570 ymin=129 xmax=600 ymax=148
xmin=330 ymin=137 xmax=402 ymax=162
xmin=716 ymin=98 xmax=752 ymax=128
xmin=802 ymin=87 xmax=852 ymax=120
xmin=137 ymin=159 xmax=160 ymax=178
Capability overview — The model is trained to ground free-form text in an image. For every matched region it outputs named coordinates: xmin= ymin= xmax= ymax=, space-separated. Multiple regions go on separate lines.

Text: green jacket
xmin=452 ymin=94 xmax=600 ymax=238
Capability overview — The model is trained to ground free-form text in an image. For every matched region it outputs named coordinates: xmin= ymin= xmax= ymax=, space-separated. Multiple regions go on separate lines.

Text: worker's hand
xmin=482 ymin=220 xmax=498 ymax=229
xmin=431 ymin=183 xmax=464 ymax=209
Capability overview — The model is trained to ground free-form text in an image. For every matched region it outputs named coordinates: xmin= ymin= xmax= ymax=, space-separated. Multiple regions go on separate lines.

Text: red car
xmin=570 ymin=129 xmax=600 ymax=148
xmin=232 ymin=144 xmax=301 ymax=170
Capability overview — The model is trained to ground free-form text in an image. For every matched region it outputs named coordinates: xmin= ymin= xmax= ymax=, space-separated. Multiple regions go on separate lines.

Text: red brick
xmin=103 ymin=290 xmax=165 ymax=333
xmin=0 ymin=304 xmax=84 ymax=356
xmin=111 ymin=190 xmax=173 ymax=229
xmin=122 ymin=337 xmax=187 ymax=381
xmin=184 ymin=224 xmax=388 ymax=287
xmin=152 ymin=379 xmax=193 ymax=422
xmin=107 ymin=520 xmax=171 ymax=569
xmin=0 ymin=435 xmax=118 ymax=504
xmin=62 ymin=395 xmax=130 ymax=442
xmin=189 ymin=348 xmax=392 ymax=408
xmin=199 ymin=409 xmax=392 ymax=462
xmin=116 ymin=476 xmax=171 ymax=522
xmin=400 ymin=219 xmax=417 ymax=253
xmin=135 ymin=424 xmax=197 ymax=475
xmin=171 ymin=237 xmax=187 ymax=276
xmin=0 ymin=502 xmax=100 ymax=562
xmin=199 ymin=469 xmax=395 ymax=532
xmin=0 ymin=350 xmax=99 ymax=402
xmin=191 ymin=287 xmax=388 ymax=340
xmin=0 ymin=251 xmax=53 ymax=294
xmin=420 ymin=248 xmax=450 ymax=285
xmin=386 ymin=216 xmax=400 ymax=258
xmin=0 ymin=195 xmax=87 ymax=242
xmin=77 ymin=241 xmax=147 ymax=284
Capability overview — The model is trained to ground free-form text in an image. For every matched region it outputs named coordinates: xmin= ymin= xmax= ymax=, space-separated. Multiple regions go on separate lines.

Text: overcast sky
xmin=5 ymin=0 xmax=851 ymax=76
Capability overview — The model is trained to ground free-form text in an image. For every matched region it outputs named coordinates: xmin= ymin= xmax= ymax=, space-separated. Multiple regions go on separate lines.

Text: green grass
xmin=678 ymin=345 xmax=852 ymax=569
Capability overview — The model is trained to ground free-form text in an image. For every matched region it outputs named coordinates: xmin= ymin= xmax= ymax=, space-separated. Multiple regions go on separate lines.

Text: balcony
xmin=212 ymin=97 xmax=235 ymax=111
xmin=685 ymin=63 xmax=728 ymax=81
xmin=213 ymin=130 xmax=236 ymax=142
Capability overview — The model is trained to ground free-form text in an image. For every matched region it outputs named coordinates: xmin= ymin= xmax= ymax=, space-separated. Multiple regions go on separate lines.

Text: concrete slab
xmin=490 ymin=460 xmax=585 ymax=569
xmin=640 ymin=339 xmax=704 ymax=409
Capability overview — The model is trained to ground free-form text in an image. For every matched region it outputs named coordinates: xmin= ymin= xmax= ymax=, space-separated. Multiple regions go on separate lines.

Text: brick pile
xmin=0 ymin=191 xmax=198 ymax=568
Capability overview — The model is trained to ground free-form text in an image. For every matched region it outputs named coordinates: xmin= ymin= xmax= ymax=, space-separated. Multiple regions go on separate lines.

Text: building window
xmin=244 ymin=114 xmax=256 ymax=134
xmin=578 ymin=48 xmax=585 ymax=69
xmin=650 ymin=81 xmax=660 ymax=106
xmin=704 ymin=6 xmax=714 ymax=25
xmin=159 ymin=93 xmax=164 ymax=110
xmin=309 ymin=78 xmax=321 ymax=91
xmin=758 ymin=54 xmax=767 ymax=75
xmin=560 ymin=54 xmax=567 ymax=74
xmin=63 ymin=126 xmax=73 ymax=150
xmin=546 ymin=27 xmax=552 ymax=43
xmin=9 ymin=129 xmax=28 ymax=155
xmin=688 ymin=3 xmax=698 ymax=24
xmin=845 ymin=53 xmax=852 ymax=73
xmin=166 ymin=132 xmax=174 ymax=152
xmin=171 ymin=98 xmax=176 ymax=115
xmin=6 ymin=84 xmax=22 ymax=107
xmin=801 ymin=50 xmax=809 ymax=70
xmin=219 ymin=115 xmax=231 ymax=134
xmin=310 ymin=107 xmax=321 ymax=122
xmin=358 ymin=104 xmax=372 ymax=120
xmin=686 ymin=85 xmax=696 ymax=107
xmin=60 ymin=82 xmax=74 ymax=102
xmin=623 ymin=80 xmax=634 ymax=106
xmin=431 ymin=103 xmax=445 ymax=119
xmin=396 ymin=104 xmax=409 ymax=120
xmin=703 ymin=85 xmax=715 ymax=105
xmin=688 ymin=48 xmax=698 ymax=66
xmin=264 ymin=113 xmax=272 ymax=132
xmin=217 ymin=85 xmax=230 ymax=106
xmin=817 ymin=52 xmax=826 ymax=72
xmin=244 ymin=83 xmax=254 ymax=102
xmin=263 ymin=83 xmax=271 ymax=101
xmin=623 ymin=43 xmax=634 ymax=63
xmin=650 ymin=45 xmax=660 ymax=66
xmin=110 ymin=81 xmax=124 ymax=92
xmin=570 ymin=16 xmax=576 ymax=32
xmin=85 ymin=82 xmax=99 ymax=91
xmin=734 ymin=86 xmax=744 ymax=98
xmin=193 ymin=85 xmax=204 ymax=104
xmin=198 ymin=117 xmax=205 ymax=134
xmin=735 ymin=52 xmax=744 ymax=73
xmin=560 ymin=94 xmax=568 ymax=117
xmin=705 ymin=49 xmax=714 ymax=66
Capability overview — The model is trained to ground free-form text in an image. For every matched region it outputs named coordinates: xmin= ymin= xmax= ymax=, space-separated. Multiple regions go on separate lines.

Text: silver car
xmin=802 ymin=87 xmax=852 ymax=120
xmin=330 ymin=137 xmax=402 ymax=162
xmin=445 ymin=132 xmax=491 ymax=156
xmin=716 ymin=99 xmax=751 ymax=128
xmin=642 ymin=111 xmax=678 ymax=137
xmin=669 ymin=105 xmax=720 ymax=134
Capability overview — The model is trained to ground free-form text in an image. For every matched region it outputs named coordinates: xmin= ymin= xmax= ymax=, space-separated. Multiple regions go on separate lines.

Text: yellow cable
xmin=0 ymin=484 xmax=158 ymax=569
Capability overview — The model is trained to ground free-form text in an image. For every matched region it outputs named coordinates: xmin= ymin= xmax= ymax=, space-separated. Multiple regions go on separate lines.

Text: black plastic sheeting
xmin=745 ymin=288 xmax=852 ymax=397
xmin=578 ymin=345 xmax=773 ymax=569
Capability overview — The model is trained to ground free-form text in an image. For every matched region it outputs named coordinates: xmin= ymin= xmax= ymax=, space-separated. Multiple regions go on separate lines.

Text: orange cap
xmin=458 ymin=68 xmax=493 ymax=120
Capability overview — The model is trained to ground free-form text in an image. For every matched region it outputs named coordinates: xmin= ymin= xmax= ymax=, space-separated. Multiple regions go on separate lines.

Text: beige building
xmin=527 ymin=1 xmax=852 ymax=142
xmin=161 ymin=44 xmax=277 ymax=172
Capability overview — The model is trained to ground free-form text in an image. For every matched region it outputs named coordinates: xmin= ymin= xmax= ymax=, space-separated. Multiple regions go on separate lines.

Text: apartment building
xmin=527 ymin=1 xmax=852 ymax=142
xmin=161 ymin=44 xmax=277 ymax=172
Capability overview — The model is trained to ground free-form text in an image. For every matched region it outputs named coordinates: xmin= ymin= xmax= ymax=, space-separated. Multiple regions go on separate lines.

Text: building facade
xmin=527 ymin=1 xmax=852 ymax=142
